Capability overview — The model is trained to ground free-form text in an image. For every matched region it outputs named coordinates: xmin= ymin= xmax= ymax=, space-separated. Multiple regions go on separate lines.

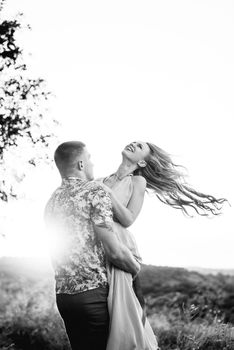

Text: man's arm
xmin=94 ymin=223 xmax=140 ymax=276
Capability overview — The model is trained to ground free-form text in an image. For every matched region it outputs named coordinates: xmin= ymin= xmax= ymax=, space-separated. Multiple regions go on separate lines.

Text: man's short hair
xmin=54 ymin=141 xmax=85 ymax=174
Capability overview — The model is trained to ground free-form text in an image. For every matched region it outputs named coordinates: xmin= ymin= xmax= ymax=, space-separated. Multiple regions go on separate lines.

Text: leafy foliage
xmin=0 ymin=3 xmax=57 ymax=202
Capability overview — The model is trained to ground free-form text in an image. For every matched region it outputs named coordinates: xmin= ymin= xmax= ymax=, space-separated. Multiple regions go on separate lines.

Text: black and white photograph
xmin=0 ymin=1 xmax=233 ymax=349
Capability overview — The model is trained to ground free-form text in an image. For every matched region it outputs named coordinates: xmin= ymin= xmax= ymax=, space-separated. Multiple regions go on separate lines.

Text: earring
xmin=137 ymin=160 xmax=147 ymax=168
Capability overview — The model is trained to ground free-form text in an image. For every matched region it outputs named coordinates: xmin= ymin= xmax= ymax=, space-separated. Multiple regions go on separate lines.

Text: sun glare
xmin=0 ymin=200 xmax=51 ymax=263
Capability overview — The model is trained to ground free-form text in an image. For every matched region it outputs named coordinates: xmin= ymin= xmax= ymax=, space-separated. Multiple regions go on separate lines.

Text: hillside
xmin=1 ymin=257 xmax=234 ymax=323
xmin=1 ymin=257 xmax=234 ymax=349
xmin=139 ymin=264 xmax=234 ymax=324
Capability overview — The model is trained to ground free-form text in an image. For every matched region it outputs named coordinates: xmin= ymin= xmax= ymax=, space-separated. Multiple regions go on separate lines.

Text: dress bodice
xmin=99 ymin=174 xmax=141 ymax=259
xmin=103 ymin=174 xmax=133 ymax=207
xmin=103 ymin=174 xmax=134 ymax=207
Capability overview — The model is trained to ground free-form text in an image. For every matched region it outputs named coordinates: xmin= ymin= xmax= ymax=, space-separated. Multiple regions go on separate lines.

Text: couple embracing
xmin=45 ymin=140 xmax=226 ymax=350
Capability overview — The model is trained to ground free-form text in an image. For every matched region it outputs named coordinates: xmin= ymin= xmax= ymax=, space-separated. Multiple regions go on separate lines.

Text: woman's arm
xmin=94 ymin=223 xmax=140 ymax=276
xmin=107 ymin=176 xmax=147 ymax=228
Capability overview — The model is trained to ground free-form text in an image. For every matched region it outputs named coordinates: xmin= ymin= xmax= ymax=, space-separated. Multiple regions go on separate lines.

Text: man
xmin=44 ymin=141 xmax=140 ymax=350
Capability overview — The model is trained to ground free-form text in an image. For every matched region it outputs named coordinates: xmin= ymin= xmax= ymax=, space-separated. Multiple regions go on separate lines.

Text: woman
xmin=99 ymin=141 xmax=227 ymax=350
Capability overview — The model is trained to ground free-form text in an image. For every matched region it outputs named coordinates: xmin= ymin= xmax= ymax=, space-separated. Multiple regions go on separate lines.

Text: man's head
xmin=54 ymin=141 xmax=94 ymax=180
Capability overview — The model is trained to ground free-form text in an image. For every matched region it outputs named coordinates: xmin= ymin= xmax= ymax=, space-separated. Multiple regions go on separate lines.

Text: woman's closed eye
xmin=133 ymin=142 xmax=143 ymax=150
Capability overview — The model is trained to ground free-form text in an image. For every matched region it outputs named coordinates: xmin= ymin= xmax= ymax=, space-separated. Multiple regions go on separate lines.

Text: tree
xmin=0 ymin=1 xmax=58 ymax=201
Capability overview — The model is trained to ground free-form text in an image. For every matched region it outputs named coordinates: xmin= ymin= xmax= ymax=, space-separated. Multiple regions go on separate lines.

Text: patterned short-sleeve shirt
xmin=44 ymin=178 xmax=113 ymax=294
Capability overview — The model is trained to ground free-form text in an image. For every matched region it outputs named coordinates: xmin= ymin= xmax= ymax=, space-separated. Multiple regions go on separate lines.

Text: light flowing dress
xmin=99 ymin=174 xmax=159 ymax=350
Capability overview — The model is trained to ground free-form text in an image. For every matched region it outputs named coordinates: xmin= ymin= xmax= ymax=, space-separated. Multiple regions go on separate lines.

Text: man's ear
xmin=137 ymin=160 xmax=147 ymax=168
xmin=78 ymin=160 xmax=84 ymax=170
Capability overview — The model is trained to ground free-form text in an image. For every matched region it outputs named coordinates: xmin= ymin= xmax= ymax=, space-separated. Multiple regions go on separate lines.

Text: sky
xmin=1 ymin=0 xmax=234 ymax=269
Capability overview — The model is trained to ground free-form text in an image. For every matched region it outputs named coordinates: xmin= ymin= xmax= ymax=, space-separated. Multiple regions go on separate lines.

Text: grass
xmin=149 ymin=311 xmax=234 ymax=350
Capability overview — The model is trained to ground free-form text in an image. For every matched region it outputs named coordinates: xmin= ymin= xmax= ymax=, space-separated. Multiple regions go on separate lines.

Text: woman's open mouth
xmin=125 ymin=144 xmax=135 ymax=152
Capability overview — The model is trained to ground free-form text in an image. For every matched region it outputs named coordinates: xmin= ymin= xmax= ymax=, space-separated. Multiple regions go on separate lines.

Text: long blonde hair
xmin=134 ymin=143 xmax=227 ymax=216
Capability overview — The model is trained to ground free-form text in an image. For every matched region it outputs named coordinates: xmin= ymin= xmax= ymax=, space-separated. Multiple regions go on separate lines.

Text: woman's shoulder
xmin=132 ymin=175 xmax=147 ymax=187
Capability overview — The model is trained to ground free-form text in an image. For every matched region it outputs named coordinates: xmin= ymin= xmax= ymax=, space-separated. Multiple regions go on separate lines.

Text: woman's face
xmin=122 ymin=141 xmax=150 ymax=164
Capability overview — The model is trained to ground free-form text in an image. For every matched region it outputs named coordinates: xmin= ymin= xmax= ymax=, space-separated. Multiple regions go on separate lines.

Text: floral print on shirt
xmin=44 ymin=178 xmax=113 ymax=294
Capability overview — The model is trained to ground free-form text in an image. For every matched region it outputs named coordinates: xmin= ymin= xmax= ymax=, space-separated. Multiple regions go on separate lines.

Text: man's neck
xmin=62 ymin=171 xmax=88 ymax=181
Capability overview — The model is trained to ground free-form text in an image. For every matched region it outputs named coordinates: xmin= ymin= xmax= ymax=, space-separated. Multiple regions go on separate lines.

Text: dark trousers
xmin=56 ymin=287 xmax=109 ymax=350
